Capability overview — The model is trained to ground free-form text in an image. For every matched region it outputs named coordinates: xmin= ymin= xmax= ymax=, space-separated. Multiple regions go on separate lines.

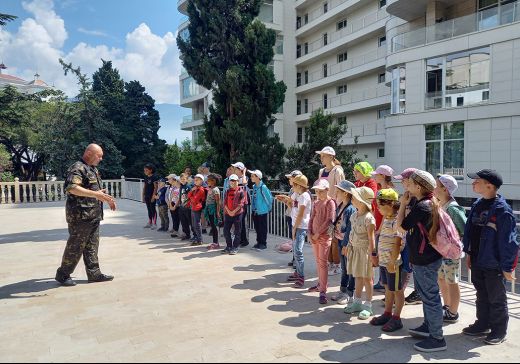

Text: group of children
xmin=141 ymin=146 xmax=518 ymax=353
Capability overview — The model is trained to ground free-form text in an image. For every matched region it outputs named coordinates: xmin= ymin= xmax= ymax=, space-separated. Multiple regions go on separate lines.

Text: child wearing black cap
xmin=462 ymin=169 xmax=519 ymax=345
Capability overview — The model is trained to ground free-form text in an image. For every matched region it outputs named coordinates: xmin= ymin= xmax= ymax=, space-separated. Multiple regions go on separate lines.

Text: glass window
xmin=296 ymin=44 xmax=301 ymax=58
xmin=304 ymin=13 xmax=309 ymax=24
xmin=391 ymin=66 xmax=406 ymax=114
xmin=182 ymin=77 xmax=199 ymax=99
xmin=337 ymin=116 xmax=347 ymax=124
xmin=297 ymin=72 xmax=301 ymax=87
xmin=324 ymin=2 xmax=328 ymax=13
xmin=304 ymin=99 xmax=309 ymax=113
xmin=275 ymin=35 xmax=283 ymax=54
xmin=297 ymin=127 xmax=303 ymax=143
xmin=338 ymin=51 xmax=348 ymax=63
xmin=379 ymin=36 xmax=386 ymax=47
xmin=337 ymin=19 xmax=347 ymax=30
xmin=304 ymin=42 xmax=309 ymax=55
xmin=323 ymin=33 xmax=328 ymax=46
xmin=379 ymin=0 xmax=387 ymax=8
xmin=304 ymin=71 xmax=309 ymax=84
xmin=323 ymin=94 xmax=328 ymax=109
xmin=297 ymin=100 xmax=301 ymax=115
xmin=425 ymin=122 xmax=465 ymax=178
xmin=323 ymin=64 xmax=328 ymax=77
xmin=337 ymin=85 xmax=347 ymax=94
xmin=296 ymin=16 xmax=301 ymax=29
xmin=304 ymin=127 xmax=310 ymax=142
xmin=258 ymin=0 xmax=274 ymax=23
xmin=378 ymin=73 xmax=386 ymax=83
xmin=378 ymin=148 xmax=385 ymax=158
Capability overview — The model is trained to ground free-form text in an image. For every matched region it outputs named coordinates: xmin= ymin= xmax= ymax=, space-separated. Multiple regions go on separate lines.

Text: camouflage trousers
xmin=57 ymin=221 xmax=102 ymax=280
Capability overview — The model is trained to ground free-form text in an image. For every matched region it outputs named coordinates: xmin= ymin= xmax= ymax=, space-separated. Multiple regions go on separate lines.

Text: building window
xmin=275 ymin=35 xmax=283 ymax=54
xmin=477 ymin=0 xmax=516 ymax=29
xmin=337 ymin=51 xmax=348 ymax=63
xmin=296 ymin=44 xmax=301 ymax=58
xmin=304 ymin=42 xmax=309 ymax=55
xmin=337 ymin=116 xmax=347 ymax=125
xmin=182 ymin=77 xmax=199 ymax=99
xmin=323 ymin=64 xmax=328 ymax=78
xmin=378 ymin=148 xmax=385 ymax=158
xmin=337 ymin=19 xmax=347 ymax=30
xmin=337 ymin=84 xmax=347 ymax=94
xmin=304 ymin=71 xmax=309 ymax=84
xmin=323 ymin=93 xmax=328 ymax=109
xmin=304 ymin=127 xmax=310 ymax=142
xmin=391 ymin=66 xmax=406 ymax=114
xmin=379 ymin=0 xmax=387 ymax=8
xmin=297 ymin=100 xmax=301 ymax=115
xmin=377 ymin=108 xmax=390 ymax=119
xmin=425 ymin=122 xmax=464 ymax=178
xmin=425 ymin=47 xmax=490 ymax=110
xmin=258 ymin=0 xmax=274 ymax=23
xmin=304 ymin=99 xmax=309 ymax=113
xmin=297 ymin=127 xmax=303 ymax=143
xmin=379 ymin=36 xmax=386 ymax=47
xmin=296 ymin=16 xmax=301 ymax=29
xmin=297 ymin=72 xmax=302 ymax=87
xmin=378 ymin=73 xmax=386 ymax=83
xmin=323 ymin=33 xmax=328 ymax=46
xmin=304 ymin=13 xmax=309 ymax=24
xmin=324 ymin=2 xmax=328 ymax=13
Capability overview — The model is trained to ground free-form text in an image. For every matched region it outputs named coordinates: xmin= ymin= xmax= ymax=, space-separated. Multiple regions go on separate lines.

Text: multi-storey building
xmin=178 ymin=0 xmax=520 ymax=206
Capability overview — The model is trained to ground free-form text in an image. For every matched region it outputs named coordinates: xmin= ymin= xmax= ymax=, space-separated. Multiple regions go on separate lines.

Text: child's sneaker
xmin=414 ymin=337 xmax=447 ymax=352
xmin=344 ymin=301 xmax=363 ymax=314
xmin=337 ymin=294 xmax=352 ymax=306
xmin=207 ymin=243 xmax=221 ymax=251
xmin=409 ymin=323 xmax=430 ymax=338
xmin=358 ymin=305 xmax=373 ymax=320
xmin=443 ymin=309 xmax=459 ymax=323
xmin=221 ymin=247 xmax=231 ymax=254
xmin=331 ymin=291 xmax=347 ymax=302
xmin=293 ymin=278 xmax=304 ymax=288
xmin=143 ymin=223 xmax=152 ymax=228
xmin=308 ymin=285 xmax=320 ymax=293
xmin=484 ymin=332 xmax=507 ymax=345
xmin=319 ymin=293 xmax=328 ymax=305
xmin=287 ymin=272 xmax=299 ymax=282
xmin=191 ymin=241 xmax=203 ymax=246
xmin=382 ymin=317 xmax=404 ymax=332
xmin=229 ymin=248 xmax=239 ymax=255
xmin=150 ymin=224 xmax=157 ymax=230
xmin=462 ymin=322 xmax=491 ymax=336
xmin=405 ymin=290 xmax=422 ymax=305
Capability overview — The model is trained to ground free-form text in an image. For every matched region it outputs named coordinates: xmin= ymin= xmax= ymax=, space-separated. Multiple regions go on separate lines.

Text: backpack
xmin=257 ymin=184 xmax=273 ymax=213
xmin=417 ymin=208 xmax=463 ymax=260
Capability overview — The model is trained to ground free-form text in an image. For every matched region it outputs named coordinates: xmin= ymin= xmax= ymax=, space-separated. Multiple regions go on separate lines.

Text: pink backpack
xmin=417 ymin=208 xmax=463 ymax=260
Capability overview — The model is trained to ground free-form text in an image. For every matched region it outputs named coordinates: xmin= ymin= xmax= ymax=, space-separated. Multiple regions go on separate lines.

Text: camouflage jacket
xmin=64 ymin=159 xmax=103 ymax=223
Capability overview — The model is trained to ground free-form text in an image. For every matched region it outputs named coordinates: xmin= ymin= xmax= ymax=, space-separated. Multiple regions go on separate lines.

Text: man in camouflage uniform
xmin=55 ymin=144 xmax=117 ymax=287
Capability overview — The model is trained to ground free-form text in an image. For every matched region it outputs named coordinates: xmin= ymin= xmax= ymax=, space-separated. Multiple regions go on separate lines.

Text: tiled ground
xmin=1 ymin=200 xmax=519 ymax=362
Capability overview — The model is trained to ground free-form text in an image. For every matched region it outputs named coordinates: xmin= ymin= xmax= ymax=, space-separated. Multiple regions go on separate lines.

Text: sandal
xmin=308 ymin=285 xmax=320 ymax=293
xmin=293 ymin=278 xmax=304 ymax=288
xmin=287 ymin=272 xmax=299 ymax=282
xmin=370 ymin=314 xmax=392 ymax=326
xmin=382 ymin=317 xmax=404 ymax=332
xmin=319 ymin=293 xmax=328 ymax=305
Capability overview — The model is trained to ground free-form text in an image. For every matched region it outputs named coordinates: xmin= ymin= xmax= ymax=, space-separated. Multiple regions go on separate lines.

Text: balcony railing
xmin=298 ymin=84 xmax=390 ymax=116
xmin=296 ymin=0 xmax=351 ymax=30
xmin=298 ymin=47 xmax=386 ymax=87
xmin=297 ymin=8 xmax=387 ymax=59
xmin=392 ymin=3 xmax=520 ymax=52
xmin=344 ymin=120 xmax=385 ymax=138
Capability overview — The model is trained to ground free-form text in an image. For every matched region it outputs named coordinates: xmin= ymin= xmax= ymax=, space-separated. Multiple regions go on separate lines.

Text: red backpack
xmin=417 ymin=208 xmax=463 ymax=260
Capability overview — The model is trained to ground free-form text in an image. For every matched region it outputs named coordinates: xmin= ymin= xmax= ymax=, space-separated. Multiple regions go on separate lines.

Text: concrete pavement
xmin=1 ymin=199 xmax=519 ymax=362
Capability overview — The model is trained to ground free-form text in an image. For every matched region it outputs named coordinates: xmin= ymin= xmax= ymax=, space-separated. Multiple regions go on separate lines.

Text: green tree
xmin=91 ymin=60 xmax=167 ymax=177
xmin=60 ymin=59 xmax=124 ymax=178
xmin=0 ymin=13 xmax=17 ymax=27
xmin=285 ymin=109 xmax=359 ymax=183
xmin=164 ymin=140 xmax=214 ymax=176
xmin=177 ymin=0 xmax=286 ymax=176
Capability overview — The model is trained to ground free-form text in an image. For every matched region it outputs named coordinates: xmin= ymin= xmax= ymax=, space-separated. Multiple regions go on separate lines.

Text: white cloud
xmin=77 ymin=27 xmax=109 ymax=37
xmin=1 ymin=0 xmax=181 ymax=104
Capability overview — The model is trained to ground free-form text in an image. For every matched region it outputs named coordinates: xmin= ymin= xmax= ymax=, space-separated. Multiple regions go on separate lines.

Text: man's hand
xmin=503 ymin=271 xmax=516 ymax=282
xmin=96 ymin=190 xmax=117 ymax=211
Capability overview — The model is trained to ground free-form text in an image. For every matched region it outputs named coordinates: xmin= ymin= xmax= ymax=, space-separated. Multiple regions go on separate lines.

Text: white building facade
xmin=177 ymin=0 xmax=520 ymax=206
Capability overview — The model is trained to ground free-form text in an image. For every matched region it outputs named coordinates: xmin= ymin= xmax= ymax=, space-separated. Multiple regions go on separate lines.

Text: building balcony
xmin=177 ymin=0 xmax=188 ymax=15
xmin=341 ymin=119 xmax=386 ymax=145
xmin=295 ymin=0 xmax=369 ymax=37
xmin=295 ymin=83 xmax=390 ymax=122
xmin=180 ymin=114 xmax=205 ymax=131
xmin=180 ymin=81 xmax=208 ymax=108
xmin=296 ymin=47 xmax=386 ymax=94
xmin=391 ymin=4 xmax=520 ymax=52
xmin=295 ymin=9 xmax=388 ymax=66
xmin=295 ymin=0 xmax=315 ymax=10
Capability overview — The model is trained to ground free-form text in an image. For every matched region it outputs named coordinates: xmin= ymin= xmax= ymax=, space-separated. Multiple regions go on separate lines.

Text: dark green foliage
xmin=285 ymin=109 xmax=359 ymax=182
xmin=0 ymin=13 xmax=17 ymax=27
xmin=177 ymin=0 xmax=286 ymax=176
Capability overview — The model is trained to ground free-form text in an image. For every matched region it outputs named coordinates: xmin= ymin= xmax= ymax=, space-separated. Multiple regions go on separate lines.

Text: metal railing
xmin=299 ymin=83 xmax=390 ymax=116
xmin=298 ymin=8 xmax=387 ymax=58
xmin=299 ymin=47 xmax=386 ymax=86
xmin=392 ymin=3 xmax=520 ymax=52
xmin=296 ymin=0 xmax=352 ymax=29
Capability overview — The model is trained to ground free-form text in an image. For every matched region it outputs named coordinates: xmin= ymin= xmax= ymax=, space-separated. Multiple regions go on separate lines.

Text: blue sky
xmin=1 ymin=0 xmax=191 ymax=143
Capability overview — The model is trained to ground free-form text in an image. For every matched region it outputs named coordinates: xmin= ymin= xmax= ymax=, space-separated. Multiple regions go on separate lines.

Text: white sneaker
xmin=143 ymin=223 xmax=152 ymax=228
xmin=329 ymin=264 xmax=341 ymax=276
xmin=337 ymin=294 xmax=351 ymax=306
xmin=331 ymin=291 xmax=347 ymax=302
xmin=151 ymin=224 xmax=157 ymax=230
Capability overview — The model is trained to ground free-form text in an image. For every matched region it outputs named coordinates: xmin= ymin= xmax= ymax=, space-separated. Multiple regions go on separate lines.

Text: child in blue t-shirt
xmin=156 ymin=179 xmax=169 ymax=232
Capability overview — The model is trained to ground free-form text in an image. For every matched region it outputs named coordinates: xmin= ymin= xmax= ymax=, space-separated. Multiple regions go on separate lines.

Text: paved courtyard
xmin=1 ymin=199 xmax=519 ymax=362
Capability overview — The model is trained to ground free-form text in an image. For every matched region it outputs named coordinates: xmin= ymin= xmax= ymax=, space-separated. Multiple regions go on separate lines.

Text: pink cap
xmin=438 ymin=174 xmax=458 ymax=196
xmin=311 ymin=179 xmax=330 ymax=190
xmin=394 ymin=168 xmax=418 ymax=180
xmin=371 ymin=165 xmax=394 ymax=177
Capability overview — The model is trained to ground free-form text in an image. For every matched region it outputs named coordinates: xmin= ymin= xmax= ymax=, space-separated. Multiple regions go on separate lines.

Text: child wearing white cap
xmin=250 ymin=170 xmax=273 ymax=251
xmin=309 ymin=179 xmax=337 ymax=304
xmin=433 ymin=174 xmax=467 ymax=324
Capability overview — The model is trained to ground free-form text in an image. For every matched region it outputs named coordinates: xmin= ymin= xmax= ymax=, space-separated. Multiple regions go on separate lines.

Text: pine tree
xmin=177 ymin=0 xmax=286 ymax=176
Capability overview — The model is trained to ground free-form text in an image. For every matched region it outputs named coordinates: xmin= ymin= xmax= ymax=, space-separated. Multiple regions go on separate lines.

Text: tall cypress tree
xmin=177 ymin=0 xmax=287 ymax=176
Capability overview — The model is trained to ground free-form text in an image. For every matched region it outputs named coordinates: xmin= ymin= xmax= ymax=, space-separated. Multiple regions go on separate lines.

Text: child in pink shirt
xmin=309 ymin=179 xmax=336 ymax=304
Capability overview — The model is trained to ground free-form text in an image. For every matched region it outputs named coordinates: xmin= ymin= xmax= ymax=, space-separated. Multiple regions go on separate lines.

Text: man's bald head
xmin=83 ymin=144 xmax=104 ymax=166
